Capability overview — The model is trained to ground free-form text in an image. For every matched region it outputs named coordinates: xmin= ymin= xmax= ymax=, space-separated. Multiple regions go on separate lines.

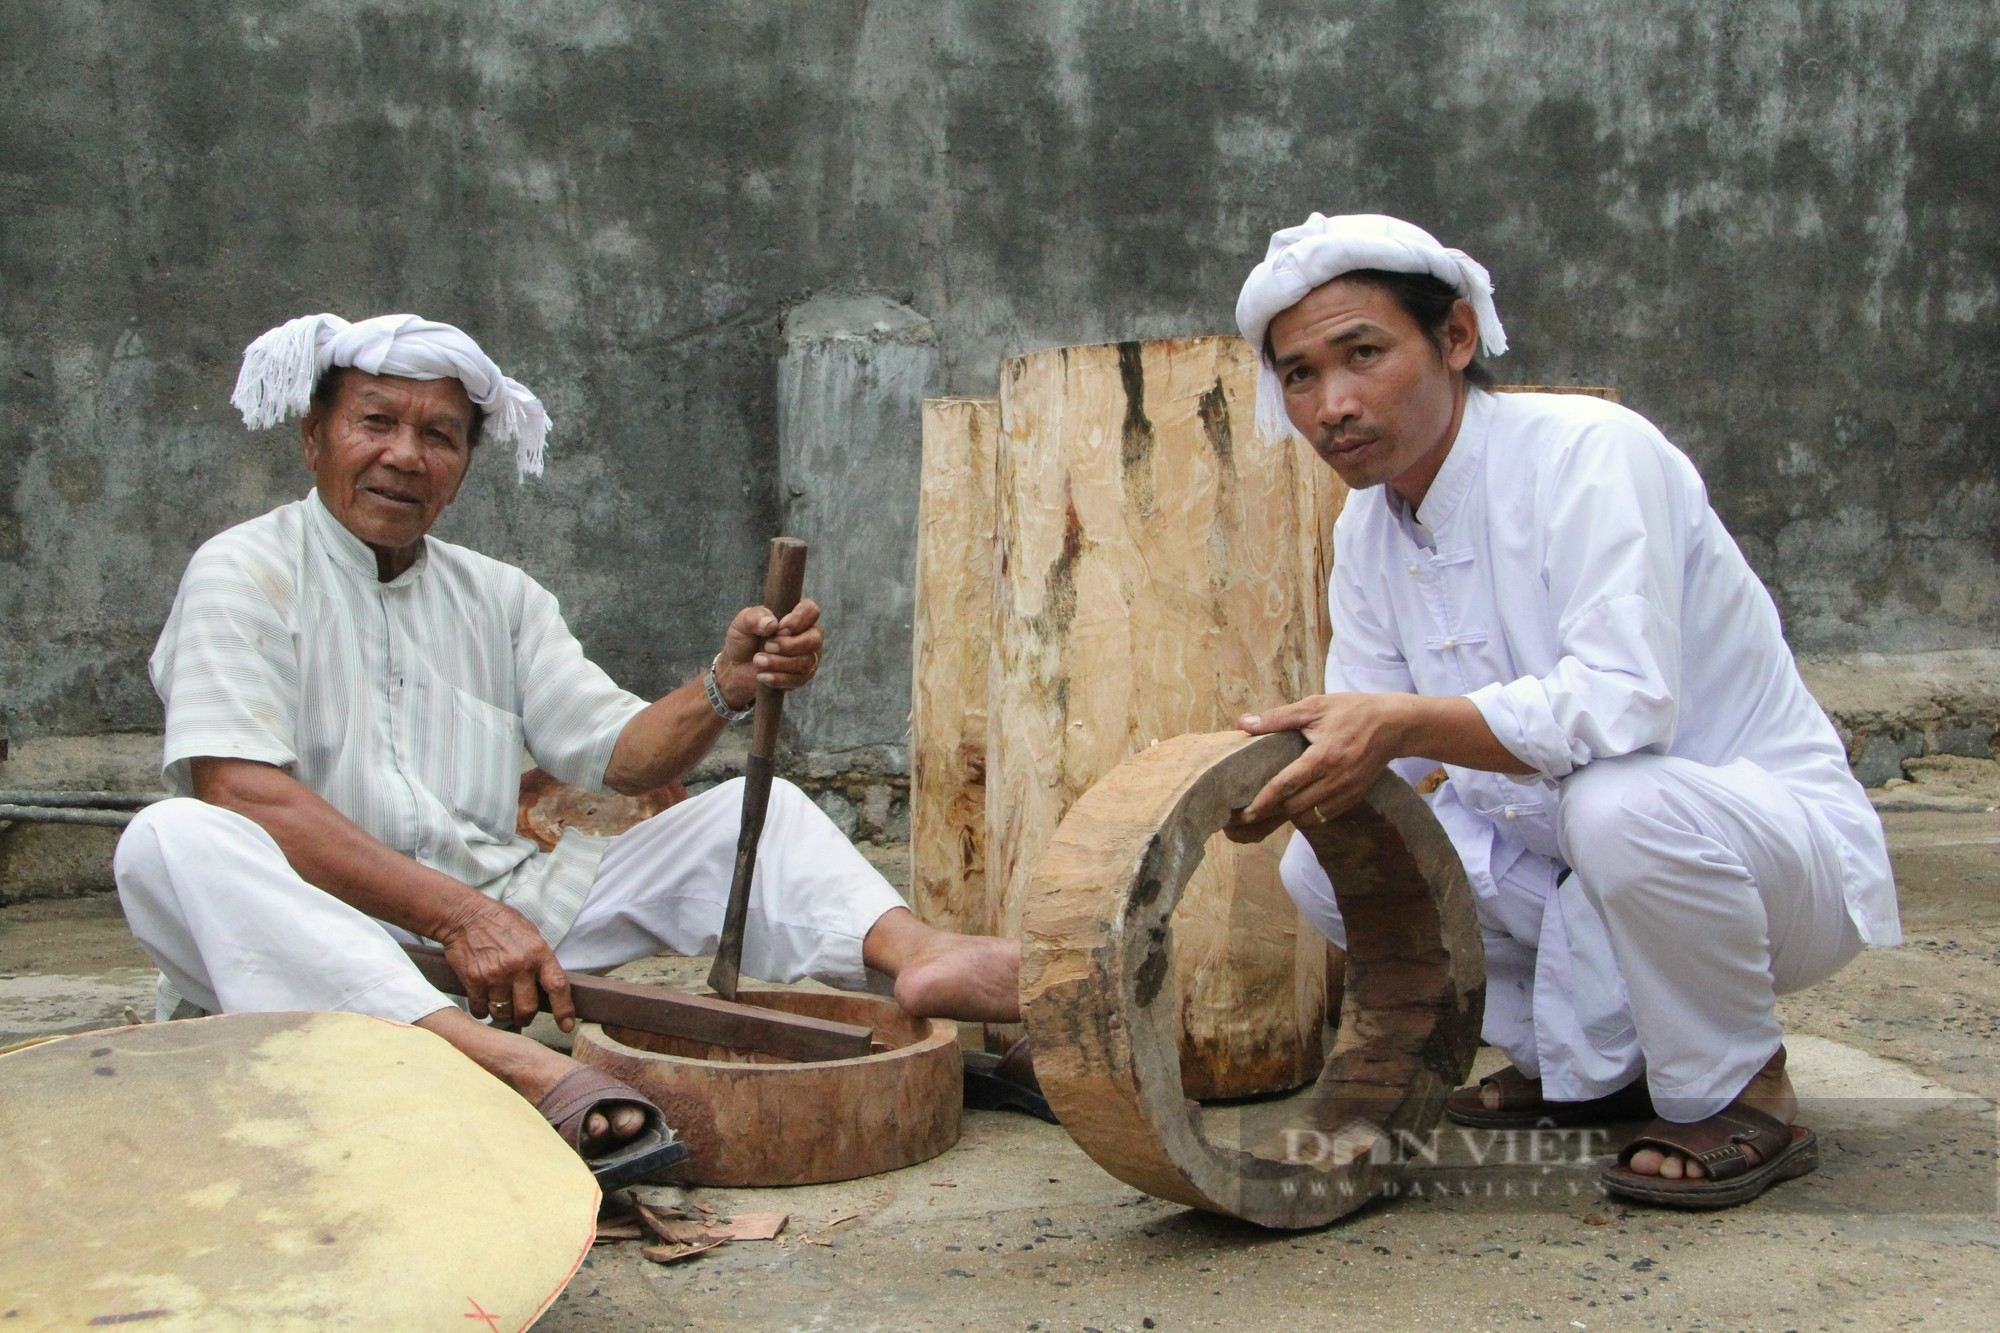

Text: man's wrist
xmin=705 ymin=653 xmax=755 ymax=720
xmin=1382 ymin=692 xmax=1436 ymax=758
xmin=423 ymin=884 xmax=490 ymax=946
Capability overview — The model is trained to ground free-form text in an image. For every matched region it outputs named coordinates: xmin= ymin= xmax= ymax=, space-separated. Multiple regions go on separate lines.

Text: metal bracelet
xmin=704 ymin=653 xmax=755 ymax=723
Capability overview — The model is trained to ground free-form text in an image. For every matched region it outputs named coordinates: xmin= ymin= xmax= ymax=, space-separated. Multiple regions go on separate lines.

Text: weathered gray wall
xmin=4 ymin=0 xmax=1996 ymax=747
xmin=778 ymin=295 xmax=935 ymax=769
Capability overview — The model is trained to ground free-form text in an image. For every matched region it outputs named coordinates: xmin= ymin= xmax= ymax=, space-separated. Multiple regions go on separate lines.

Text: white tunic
xmin=1318 ymin=387 xmax=1897 ymax=949
xmin=149 ymin=490 xmax=649 ymax=942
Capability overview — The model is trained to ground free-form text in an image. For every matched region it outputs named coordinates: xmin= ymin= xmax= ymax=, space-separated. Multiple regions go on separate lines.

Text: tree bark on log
xmin=987 ymin=337 xmax=1345 ymax=1098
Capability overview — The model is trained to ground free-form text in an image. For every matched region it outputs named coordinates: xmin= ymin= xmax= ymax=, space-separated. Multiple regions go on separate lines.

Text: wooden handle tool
xmin=707 ymin=536 xmax=809 ymax=1001
xmin=401 ymin=943 xmax=870 ymax=1062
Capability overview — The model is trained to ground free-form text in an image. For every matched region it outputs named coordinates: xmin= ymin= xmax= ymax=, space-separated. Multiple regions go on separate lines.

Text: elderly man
xmin=1224 ymin=215 xmax=1897 ymax=1208
xmin=115 ymin=312 xmax=1019 ymax=1186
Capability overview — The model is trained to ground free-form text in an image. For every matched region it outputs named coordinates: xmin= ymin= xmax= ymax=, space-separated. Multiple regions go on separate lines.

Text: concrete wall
xmin=4 ymin=1 xmax=1997 ymax=753
xmin=778 ymin=295 xmax=936 ymax=771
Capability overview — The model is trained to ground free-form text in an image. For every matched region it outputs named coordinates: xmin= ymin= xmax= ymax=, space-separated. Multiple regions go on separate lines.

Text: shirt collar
xmin=1384 ymin=386 xmax=1494 ymax=538
xmin=305 ymin=488 xmax=428 ymax=586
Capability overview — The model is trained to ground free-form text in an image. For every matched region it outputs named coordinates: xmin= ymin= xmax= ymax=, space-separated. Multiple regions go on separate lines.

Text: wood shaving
xmin=641 ymin=1240 xmax=725 ymax=1265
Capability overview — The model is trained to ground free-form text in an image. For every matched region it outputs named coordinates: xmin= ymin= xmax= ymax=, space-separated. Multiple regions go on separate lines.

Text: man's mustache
xmin=1313 ymin=428 xmax=1379 ymax=453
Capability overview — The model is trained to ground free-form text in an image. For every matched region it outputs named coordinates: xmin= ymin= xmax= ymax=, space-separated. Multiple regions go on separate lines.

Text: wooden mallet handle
xmin=707 ymin=537 xmax=809 ymax=1000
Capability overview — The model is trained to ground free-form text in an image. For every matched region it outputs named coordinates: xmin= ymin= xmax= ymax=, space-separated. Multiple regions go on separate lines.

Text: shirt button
xmin=1407 ymin=563 xmax=1420 ymax=574
xmin=1441 ymin=637 xmax=1456 ymax=649
xmin=1502 ymin=809 xmax=1517 ymax=821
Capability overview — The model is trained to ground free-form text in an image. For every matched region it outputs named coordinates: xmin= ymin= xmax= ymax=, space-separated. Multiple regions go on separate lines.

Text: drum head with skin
xmin=0 ymin=1011 xmax=598 ymax=1331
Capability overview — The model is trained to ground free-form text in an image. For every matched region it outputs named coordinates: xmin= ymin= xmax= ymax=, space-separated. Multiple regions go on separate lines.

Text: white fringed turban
xmin=230 ymin=313 xmax=551 ymax=479
xmin=1235 ymin=213 xmax=1509 ymax=442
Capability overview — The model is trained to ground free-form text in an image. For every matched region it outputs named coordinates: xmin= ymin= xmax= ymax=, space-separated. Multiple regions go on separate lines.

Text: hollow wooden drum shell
xmin=571 ymin=989 xmax=962 ymax=1188
xmin=1020 ymin=730 xmax=1485 ymax=1228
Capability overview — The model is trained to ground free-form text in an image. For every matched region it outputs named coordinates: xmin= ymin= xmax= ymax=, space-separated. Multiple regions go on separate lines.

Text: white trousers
xmin=114 ymin=778 xmax=908 ymax=1026
xmin=1282 ymin=754 xmax=1865 ymax=1121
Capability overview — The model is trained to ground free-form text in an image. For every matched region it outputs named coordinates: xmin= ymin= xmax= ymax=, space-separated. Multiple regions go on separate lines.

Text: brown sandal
xmin=536 ymin=1065 xmax=690 ymax=1189
xmin=1601 ymin=1101 xmax=1817 ymax=1209
xmin=1445 ymin=1064 xmax=1655 ymax=1129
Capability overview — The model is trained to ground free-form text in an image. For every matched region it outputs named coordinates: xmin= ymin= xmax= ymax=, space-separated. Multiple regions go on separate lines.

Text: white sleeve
xmin=153 ymin=541 xmax=301 ymax=793
xmin=513 ymin=576 xmax=649 ymax=791
xmin=1465 ymin=420 xmax=1687 ymax=779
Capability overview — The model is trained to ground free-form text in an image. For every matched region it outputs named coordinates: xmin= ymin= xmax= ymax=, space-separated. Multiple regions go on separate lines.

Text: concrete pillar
xmin=776 ymin=294 xmax=938 ymax=776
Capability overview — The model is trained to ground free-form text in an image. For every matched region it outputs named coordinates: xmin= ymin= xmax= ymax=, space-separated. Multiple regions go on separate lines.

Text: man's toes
xmin=1480 ymin=1084 xmax=1504 ymax=1111
xmin=1626 ymin=1147 xmax=1665 ymax=1177
xmin=577 ymin=1103 xmax=648 ymax=1153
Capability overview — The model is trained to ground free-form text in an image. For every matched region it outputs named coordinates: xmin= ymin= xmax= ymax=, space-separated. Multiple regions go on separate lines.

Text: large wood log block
xmin=1019 ymin=731 xmax=1484 ymax=1229
xmin=988 ymin=337 xmax=1344 ymax=1098
xmin=910 ymin=396 xmax=1000 ymax=935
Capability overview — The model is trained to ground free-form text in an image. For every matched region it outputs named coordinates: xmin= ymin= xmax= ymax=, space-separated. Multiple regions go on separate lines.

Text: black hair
xmin=1266 ymin=268 xmax=1497 ymax=390
xmin=307 ymin=366 xmax=487 ymax=446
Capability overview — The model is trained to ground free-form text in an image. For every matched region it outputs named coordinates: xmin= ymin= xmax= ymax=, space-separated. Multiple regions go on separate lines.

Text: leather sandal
xmin=1445 ymin=1064 xmax=1655 ymax=1129
xmin=1601 ymin=1100 xmax=1817 ymax=1209
xmin=535 ymin=1066 xmax=690 ymax=1190
xmin=1601 ymin=1046 xmax=1816 ymax=1209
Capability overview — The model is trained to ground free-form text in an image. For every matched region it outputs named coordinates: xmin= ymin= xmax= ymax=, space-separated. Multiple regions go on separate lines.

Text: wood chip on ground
xmin=641 ymin=1241 xmax=725 ymax=1265
xmin=593 ymin=1222 xmax=645 ymax=1243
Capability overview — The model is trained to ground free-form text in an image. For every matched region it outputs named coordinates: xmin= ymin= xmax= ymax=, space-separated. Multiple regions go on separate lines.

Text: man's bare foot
xmin=417 ymin=1006 xmax=646 ymax=1154
xmin=1623 ymin=1047 xmax=1795 ymax=1180
xmin=863 ymin=908 xmax=1022 ymax=1023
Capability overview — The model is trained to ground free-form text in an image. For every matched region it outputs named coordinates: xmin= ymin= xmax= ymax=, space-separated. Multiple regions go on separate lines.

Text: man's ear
xmin=1443 ymin=298 xmax=1479 ymax=373
xmin=300 ymin=412 xmax=321 ymax=470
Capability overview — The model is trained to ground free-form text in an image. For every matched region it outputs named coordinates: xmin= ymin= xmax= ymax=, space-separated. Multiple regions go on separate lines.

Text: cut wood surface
xmin=516 ymin=768 xmax=684 ymax=852
xmin=988 ymin=337 xmax=1344 ymax=1098
xmin=1019 ymin=730 xmax=1484 ymax=1228
xmin=572 ymin=989 xmax=960 ymax=1187
xmin=911 ymin=396 xmax=1000 ymax=934
xmin=0 ymin=1012 xmax=597 ymax=1329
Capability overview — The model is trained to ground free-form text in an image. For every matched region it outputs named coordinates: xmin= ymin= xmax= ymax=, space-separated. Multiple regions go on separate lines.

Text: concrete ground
xmin=3 ymin=813 xmax=1997 ymax=1331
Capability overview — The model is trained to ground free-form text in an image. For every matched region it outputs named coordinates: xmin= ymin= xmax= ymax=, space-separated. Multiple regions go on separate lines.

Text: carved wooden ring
xmin=1019 ymin=731 xmax=1485 ymax=1228
xmin=572 ymin=991 xmax=961 ymax=1187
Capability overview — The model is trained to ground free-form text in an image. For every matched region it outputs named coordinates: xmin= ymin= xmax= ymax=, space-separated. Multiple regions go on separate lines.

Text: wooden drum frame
xmin=572 ymin=990 xmax=961 ymax=1188
xmin=1019 ymin=730 xmax=1485 ymax=1228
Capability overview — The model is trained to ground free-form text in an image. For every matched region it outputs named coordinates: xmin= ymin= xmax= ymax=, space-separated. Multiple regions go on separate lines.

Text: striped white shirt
xmin=149 ymin=490 xmax=649 ymax=942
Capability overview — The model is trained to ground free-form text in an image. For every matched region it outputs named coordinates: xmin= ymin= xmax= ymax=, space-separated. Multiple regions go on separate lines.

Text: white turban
xmin=230 ymin=313 xmax=551 ymax=479
xmin=1235 ymin=213 xmax=1508 ymax=442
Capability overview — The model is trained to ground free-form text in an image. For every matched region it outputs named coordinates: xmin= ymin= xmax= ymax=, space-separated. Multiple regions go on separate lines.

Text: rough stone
xmin=1849 ymin=728 xmax=1926 ymax=789
xmin=0 ymin=823 xmax=119 ymax=906
xmin=812 ymin=788 xmax=861 ymax=840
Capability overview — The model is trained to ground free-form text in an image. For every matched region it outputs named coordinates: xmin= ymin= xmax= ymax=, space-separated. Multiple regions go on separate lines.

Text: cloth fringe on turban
xmin=1234 ymin=213 xmax=1508 ymax=443
xmin=230 ymin=313 xmax=551 ymax=479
